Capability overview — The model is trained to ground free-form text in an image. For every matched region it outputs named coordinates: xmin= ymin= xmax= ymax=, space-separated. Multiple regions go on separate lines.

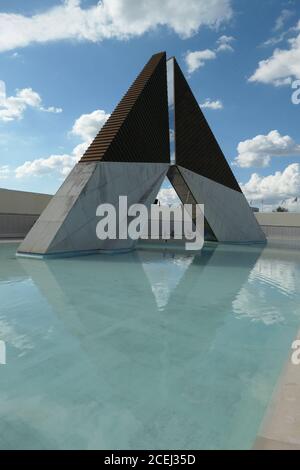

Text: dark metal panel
xmin=173 ymin=59 xmax=242 ymax=193
xmin=80 ymin=52 xmax=170 ymax=164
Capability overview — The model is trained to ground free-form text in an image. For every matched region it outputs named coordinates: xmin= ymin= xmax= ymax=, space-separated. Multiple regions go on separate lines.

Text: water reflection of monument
xmin=16 ymin=243 xmax=283 ymax=449
xmin=17 ymin=52 xmax=264 ymax=259
xmin=2 ymin=230 xmax=300 ymax=449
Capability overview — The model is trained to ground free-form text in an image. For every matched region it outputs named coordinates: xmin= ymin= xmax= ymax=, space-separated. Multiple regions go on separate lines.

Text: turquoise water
xmin=0 ymin=241 xmax=300 ymax=450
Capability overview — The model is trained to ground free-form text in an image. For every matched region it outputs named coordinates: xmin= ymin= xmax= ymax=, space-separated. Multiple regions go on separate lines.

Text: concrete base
xmin=17 ymin=162 xmax=169 ymax=257
xmin=178 ymin=166 xmax=266 ymax=243
xmin=16 ymin=161 xmax=266 ymax=257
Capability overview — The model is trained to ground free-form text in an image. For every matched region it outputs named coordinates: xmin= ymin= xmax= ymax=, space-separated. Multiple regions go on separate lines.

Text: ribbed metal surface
xmin=80 ymin=52 xmax=170 ymax=163
xmin=173 ymin=59 xmax=242 ymax=193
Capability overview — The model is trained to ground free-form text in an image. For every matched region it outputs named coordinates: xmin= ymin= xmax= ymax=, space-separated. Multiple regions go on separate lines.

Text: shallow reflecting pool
xmin=0 ymin=241 xmax=300 ymax=449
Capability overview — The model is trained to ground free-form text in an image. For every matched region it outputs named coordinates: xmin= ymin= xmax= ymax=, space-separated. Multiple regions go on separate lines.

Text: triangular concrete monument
xmin=17 ymin=52 xmax=265 ymax=258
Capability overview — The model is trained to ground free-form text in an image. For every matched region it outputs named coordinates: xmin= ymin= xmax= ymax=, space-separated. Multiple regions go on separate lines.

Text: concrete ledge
xmin=253 ymin=436 xmax=300 ymax=450
xmin=16 ymin=246 xmax=135 ymax=259
xmin=255 ymin=213 xmax=300 ymax=241
xmin=0 ymin=188 xmax=52 ymax=215
xmin=254 ymin=330 xmax=300 ymax=450
xmin=255 ymin=213 xmax=300 ymax=228
xmin=0 ymin=188 xmax=52 ymax=239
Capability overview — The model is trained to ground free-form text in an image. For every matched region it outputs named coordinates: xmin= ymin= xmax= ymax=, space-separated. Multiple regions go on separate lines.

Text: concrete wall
xmin=0 ymin=188 xmax=52 ymax=238
xmin=255 ymin=213 xmax=300 ymax=240
xmin=2 ymin=185 xmax=300 ymax=243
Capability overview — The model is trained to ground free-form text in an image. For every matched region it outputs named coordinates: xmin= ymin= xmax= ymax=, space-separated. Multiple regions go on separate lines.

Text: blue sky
xmin=0 ymin=0 xmax=300 ymax=211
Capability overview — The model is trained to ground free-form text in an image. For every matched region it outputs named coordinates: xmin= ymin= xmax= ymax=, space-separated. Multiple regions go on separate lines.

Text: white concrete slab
xmin=17 ymin=162 xmax=169 ymax=256
xmin=178 ymin=166 xmax=266 ymax=243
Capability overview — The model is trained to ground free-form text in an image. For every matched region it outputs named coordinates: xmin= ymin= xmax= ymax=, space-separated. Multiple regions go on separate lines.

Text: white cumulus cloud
xmin=274 ymin=9 xmax=294 ymax=32
xmin=71 ymin=109 xmax=109 ymax=141
xmin=0 ymin=80 xmax=62 ymax=122
xmin=241 ymin=163 xmax=300 ymax=206
xmin=200 ymin=99 xmax=223 ymax=110
xmin=233 ymin=130 xmax=300 ymax=168
xmin=157 ymin=186 xmax=181 ymax=206
xmin=185 ymin=49 xmax=217 ymax=74
xmin=15 ymin=109 xmax=110 ymax=178
xmin=0 ymin=0 xmax=233 ymax=53
xmin=249 ymin=21 xmax=300 ymax=86
xmin=185 ymin=34 xmax=234 ymax=74
xmin=216 ymin=34 xmax=234 ymax=52
xmin=15 ymin=155 xmax=77 ymax=179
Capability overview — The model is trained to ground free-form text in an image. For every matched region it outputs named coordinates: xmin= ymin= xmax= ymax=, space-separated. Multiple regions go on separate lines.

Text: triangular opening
xmin=154 ymin=170 xmax=217 ymax=242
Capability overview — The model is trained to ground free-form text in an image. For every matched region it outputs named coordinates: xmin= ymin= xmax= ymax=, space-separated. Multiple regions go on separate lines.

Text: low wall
xmin=255 ymin=213 xmax=300 ymax=241
xmin=2 ymin=189 xmax=300 ymax=242
xmin=0 ymin=188 xmax=52 ymax=238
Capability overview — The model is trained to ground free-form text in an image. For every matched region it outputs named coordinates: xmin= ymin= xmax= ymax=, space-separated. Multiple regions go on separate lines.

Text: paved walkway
xmin=254 ymin=330 xmax=300 ymax=450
